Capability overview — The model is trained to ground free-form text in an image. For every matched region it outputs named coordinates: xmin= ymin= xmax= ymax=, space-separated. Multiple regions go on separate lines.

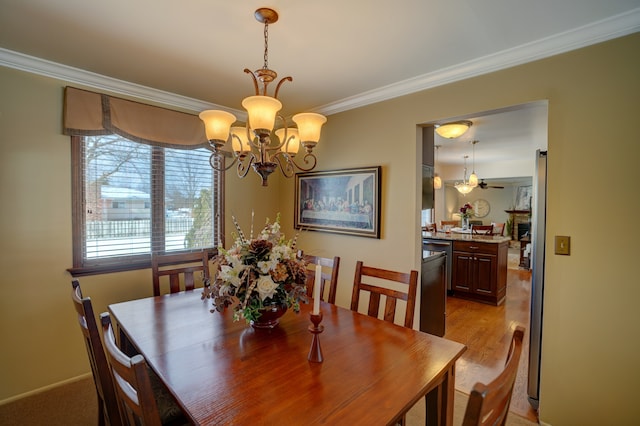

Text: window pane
xmin=85 ymin=135 xmax=151 ymax=259
xmin=163 ymin=147 xmax=216 ymax=252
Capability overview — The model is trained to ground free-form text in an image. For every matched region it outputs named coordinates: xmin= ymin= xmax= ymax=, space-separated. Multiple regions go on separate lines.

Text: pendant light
xmin=433 ymin=145 xmax=442 ymax=189
xmin=469 ymin=140 xmax=479 ymax=188
xmin=455 ymin=155 xmax=474 ymax=195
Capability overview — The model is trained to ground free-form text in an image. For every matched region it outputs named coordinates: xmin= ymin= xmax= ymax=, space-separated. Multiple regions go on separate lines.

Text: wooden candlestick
xmin=308 ymin=312 xmax=324 ymax=363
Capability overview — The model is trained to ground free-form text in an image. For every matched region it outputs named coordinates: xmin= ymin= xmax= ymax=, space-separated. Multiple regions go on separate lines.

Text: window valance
xmin=63 ymin=86 xmax=210 ymax=148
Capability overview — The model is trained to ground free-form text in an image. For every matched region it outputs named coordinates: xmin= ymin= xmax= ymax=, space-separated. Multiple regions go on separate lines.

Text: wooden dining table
xmin=109 ymin=291 xmax=466 ymax=425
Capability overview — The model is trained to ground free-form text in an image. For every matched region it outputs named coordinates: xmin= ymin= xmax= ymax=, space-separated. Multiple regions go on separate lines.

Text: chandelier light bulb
xmin=199 ymin=110 xmax=236 ymax=145
xmin=275 ymin=128 xmax=300 ymax=155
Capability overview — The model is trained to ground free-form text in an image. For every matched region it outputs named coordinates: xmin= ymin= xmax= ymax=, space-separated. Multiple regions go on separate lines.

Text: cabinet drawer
xmin=453 ymin=241 xmax=499 ymax=254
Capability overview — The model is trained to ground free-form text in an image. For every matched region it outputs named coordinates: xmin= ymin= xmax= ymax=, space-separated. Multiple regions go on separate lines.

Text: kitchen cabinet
xmin=451 ymin=240 xmax=508 ymax=305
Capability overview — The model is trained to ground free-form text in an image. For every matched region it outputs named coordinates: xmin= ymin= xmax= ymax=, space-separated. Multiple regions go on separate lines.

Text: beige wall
xmin=1 ymin=33 xmax=639 ymax=424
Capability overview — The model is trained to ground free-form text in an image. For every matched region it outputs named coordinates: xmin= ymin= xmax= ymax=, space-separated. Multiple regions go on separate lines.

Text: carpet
xmin=0 ymin=377 xmax=96 ymax=426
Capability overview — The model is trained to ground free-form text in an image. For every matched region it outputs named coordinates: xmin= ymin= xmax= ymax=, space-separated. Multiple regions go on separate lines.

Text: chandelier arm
xmin=271 ymin=152 xmax=296 ymax=178
xmin=287 ymin=152 xmax=317 ymax=172
xmin=244 ymin=69 xmax=260 ymax=96
xmin=236 ymin=152 xmax=257 ymax=179
xmin=273 ymin=76 xmax=293 ymax=100
xmin=209 ymin=152 xmax=241 ymax=172
xmin=266 ymin=114 xmax=289 ymax=151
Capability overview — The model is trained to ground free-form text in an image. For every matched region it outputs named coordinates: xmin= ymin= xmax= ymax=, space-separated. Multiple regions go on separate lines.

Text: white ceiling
xmin=1 ymin=1 xmax=638 ymax=172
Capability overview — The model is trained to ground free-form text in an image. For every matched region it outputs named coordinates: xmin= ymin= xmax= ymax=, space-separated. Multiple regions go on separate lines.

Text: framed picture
xmin=295 ymin=166 xmax=381 ymax=238
xmin=515 ymin=185 xmax=533 ymax=210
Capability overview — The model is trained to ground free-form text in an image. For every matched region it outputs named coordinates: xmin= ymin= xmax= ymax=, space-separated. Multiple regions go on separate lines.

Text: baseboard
xmin=0 ymin=372 xmax=92 ymax=406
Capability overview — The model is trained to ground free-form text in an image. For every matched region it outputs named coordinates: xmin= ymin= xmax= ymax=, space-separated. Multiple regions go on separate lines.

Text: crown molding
xmin=1 ymin=8 xmax=638 ymax=117
xmin=0 ymin=47 xmax=246 ymax=119
xmin=315 ymin=8 xmax=640 ymax=116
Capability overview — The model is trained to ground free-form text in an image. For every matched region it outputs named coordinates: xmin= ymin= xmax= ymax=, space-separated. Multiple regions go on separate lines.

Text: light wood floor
xmin=444 ymin=262 xmax=539 ymax=423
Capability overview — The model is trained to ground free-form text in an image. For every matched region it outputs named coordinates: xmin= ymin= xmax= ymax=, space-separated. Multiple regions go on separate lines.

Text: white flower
xmin=255 ymin=275 xmax=279 ymax=301
xmin=257 ymin=258 xmax=278 ymax=274
xmin=219 ymin=261 xmax=246 ymax=287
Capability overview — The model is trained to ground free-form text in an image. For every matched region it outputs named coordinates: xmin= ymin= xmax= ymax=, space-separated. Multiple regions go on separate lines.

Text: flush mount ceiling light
xmin=434 ymin=120 xmax=472 ymax=139
xmin=455 ymin=155 xmax=474 ymax=195
xmin=199 ymin=7 xmax=327 ymax=186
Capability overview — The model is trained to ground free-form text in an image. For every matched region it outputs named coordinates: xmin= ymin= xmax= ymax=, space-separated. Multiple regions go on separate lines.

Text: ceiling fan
xmin=478 ymin=179 xmax=504 ymax=189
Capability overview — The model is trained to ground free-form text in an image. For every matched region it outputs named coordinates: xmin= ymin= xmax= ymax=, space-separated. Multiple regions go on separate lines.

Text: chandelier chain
xmin=263 ymin=22 xmax=269 ymax=69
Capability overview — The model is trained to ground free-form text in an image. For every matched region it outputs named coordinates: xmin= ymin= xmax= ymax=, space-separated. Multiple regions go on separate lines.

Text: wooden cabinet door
xmin=473 ymin=253 xmax=496 ymax=296
xmin=452 ymin=251 xmax=473 ymax=293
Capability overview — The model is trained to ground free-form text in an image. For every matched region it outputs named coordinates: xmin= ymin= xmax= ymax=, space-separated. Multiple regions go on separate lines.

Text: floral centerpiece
xmin=202 ymin=213 xmax=308 ymax=325
xmin=459 ymin=203 xmax=474 ymax=219
xmin=459 ymin=203 xmax=474 ymax=229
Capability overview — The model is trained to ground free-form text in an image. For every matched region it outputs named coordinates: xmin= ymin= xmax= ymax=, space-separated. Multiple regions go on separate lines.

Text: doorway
xmin=420 ymin=101 xmax=548 ymax=423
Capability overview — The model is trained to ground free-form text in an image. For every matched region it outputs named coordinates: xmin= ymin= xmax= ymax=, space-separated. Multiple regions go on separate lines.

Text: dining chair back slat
xmin=71 ymin=280 xmax=123 ymax=426
xmin=152 ymin=250 xmax=211 ymax=296
xmin=301 ymin=253 xmax=340 ymax=304
xmin=350 ymin=261 xmax=418 ymax=328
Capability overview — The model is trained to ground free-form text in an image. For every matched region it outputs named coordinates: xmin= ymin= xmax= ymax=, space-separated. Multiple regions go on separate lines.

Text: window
xmin=70 ymin=134 xmax=223 ymax=275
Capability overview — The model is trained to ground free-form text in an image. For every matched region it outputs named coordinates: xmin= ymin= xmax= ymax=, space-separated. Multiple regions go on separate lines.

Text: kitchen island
xmin=423 ymin=232 xmax=511 ymax=305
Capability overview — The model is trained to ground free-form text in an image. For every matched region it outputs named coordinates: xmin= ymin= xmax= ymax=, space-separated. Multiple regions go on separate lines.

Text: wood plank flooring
xmin=444 ymin=263 xmax=539 ymax=423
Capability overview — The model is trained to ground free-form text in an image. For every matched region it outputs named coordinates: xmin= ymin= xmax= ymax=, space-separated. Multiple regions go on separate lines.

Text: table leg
xmin=425 ymin=364 xmax=456 ymax=426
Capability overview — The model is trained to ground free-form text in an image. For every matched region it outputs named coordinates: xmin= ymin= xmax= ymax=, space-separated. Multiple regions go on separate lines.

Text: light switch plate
xmin=555 ymin=236 xmax=570 ymax=255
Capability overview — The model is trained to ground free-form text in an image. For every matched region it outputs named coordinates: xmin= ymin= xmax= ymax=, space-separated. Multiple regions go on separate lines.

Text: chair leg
xmin=98 ymin=399 xmax=105 ymax=426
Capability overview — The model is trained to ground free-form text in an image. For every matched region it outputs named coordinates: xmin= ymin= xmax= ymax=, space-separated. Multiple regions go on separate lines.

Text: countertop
xmin=423 ymin=231 xmax=511 ymax=244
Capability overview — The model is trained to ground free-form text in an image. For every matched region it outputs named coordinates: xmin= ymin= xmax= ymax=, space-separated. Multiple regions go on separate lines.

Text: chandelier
xmin=435 ymin=120 xmax=472 ymax=139
xmin=199 ymin=8 xmax=327 ymax=186
xmin=455 ymin=155 xmax=474 ymax=195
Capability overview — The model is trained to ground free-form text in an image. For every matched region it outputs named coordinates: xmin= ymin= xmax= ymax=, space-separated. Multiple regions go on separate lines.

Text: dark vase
xmin=250 ymin=303 xmax=288 ymax=329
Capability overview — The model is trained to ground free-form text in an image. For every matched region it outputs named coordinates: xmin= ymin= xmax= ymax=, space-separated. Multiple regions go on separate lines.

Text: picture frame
xmin=515 ymin=185 xmax=533 ymax=210
xmin=294 ymin=166 xmax=381 ymax=238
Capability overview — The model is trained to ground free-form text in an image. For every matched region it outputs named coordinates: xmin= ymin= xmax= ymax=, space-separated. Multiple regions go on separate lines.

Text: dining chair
xmin=350 ymin=261 xmax=418 ymax=328
xmin=462 ymin=326 xmax=525 ymax=426
xmin=152 ymin=250 xmax=211 ymax=296
xmin=440 ymin=220 xmax=459 ymax=228
xmin=100 ymin=313 xmax=189 ymax=426
xmin=471 ymin=224 xmax=494 ymax=235
xmin=492 ymin=222 xmax=505 ymax=236
xmin=422 ymin=223 xmax=437 ymax=233
xmin=301 ymin=254 xmax=340 ymax=304
xmin=71 ymin=280 xmax=123 ymax=426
